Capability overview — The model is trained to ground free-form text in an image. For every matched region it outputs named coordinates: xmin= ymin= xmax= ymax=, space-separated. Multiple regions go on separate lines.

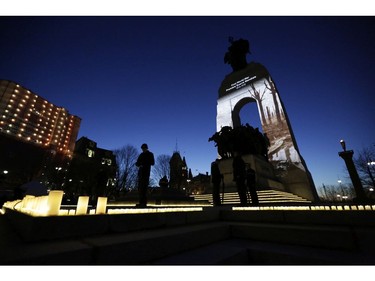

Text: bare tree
xmin=354 ymin=144 xmax=375 ymax=189
xmin=113 ymin=144 xmax=139 ymax=191
xmin=152 ymin=154 xmax=171 ymax=184
xmin=318 ymin=183 xmax=355 ymax=202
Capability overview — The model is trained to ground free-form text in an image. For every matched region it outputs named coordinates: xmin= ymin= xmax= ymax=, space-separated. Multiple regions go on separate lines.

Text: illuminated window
xmin=87 ymin=149 xmax=95 ymax=158
xmin=102 ymin=158 xmax=112 ymax=165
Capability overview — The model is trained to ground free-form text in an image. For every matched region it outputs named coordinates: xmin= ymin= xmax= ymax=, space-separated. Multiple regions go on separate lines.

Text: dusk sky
xmin=1 ymin=14 xmax=374 ymax=190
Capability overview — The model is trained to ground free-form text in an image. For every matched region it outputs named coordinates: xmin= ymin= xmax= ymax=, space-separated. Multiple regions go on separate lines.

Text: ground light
xmin=232 ymin=205 xmax=375 ymax=211
xmin=1 ymin=191 xmax=205 ymax=216
xmin=2 ymin=191 xmax=375 ymax=216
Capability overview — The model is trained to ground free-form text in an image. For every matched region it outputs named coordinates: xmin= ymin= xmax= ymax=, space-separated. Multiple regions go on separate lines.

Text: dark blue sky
xmin=1 ymin=16 xmax=374 ymax=189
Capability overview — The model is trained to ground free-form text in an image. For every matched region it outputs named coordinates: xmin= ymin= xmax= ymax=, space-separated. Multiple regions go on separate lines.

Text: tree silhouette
xmin=152 ymin=154 xmax=171 ymax=184
xmin=317 ymin=183 xmax=355 ymax=202
xmin=354 ymin=144 xmax=375 ymax=189
xmin=113 ymin=144 xmax=138 ymax=191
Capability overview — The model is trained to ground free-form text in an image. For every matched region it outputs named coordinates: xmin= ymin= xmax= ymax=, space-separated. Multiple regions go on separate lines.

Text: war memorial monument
xmin=210 ymin=38 xmax=319 ymax=202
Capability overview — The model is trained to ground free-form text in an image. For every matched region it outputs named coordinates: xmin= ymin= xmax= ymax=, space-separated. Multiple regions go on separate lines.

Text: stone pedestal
xmin=213 ymin=154 xmax=285 ymax=193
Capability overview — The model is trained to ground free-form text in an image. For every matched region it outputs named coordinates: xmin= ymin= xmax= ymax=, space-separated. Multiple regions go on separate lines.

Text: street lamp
xmin=337 ymin=179 xmax=348 ymax=201
xmin=338 ymin=139 xmax=368 ymax=203
xmin=336 ymin=194 xmax=341 ymax=201
xmin=340 ymin=140 xmax=346 ymax=152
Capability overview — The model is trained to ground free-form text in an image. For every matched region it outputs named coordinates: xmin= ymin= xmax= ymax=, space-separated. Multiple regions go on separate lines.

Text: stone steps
xmin=190 ymin=189 xmax=311 ymax=205
xmin=152 ymin=215 xmax=375 ymax=265
xmin=1 ymin=207 xmax=375 ymax=265
xmin=0 ymin=219 xmax=230 ymax=265
xmin=153 ymin=238 xmax=375 ymax=265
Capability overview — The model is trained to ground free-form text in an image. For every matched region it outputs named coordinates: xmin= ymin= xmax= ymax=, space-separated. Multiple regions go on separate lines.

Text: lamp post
xmin=338 ymin=179 xmax=345 ymax=202
xmin=338 ymin=140 xmax=368 ymax=203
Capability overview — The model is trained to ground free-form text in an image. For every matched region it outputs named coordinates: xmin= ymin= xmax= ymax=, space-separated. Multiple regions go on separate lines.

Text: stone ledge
xmin=2 ymin=207 xmax=375 ymax=265
xmin=221 ymin=209 xmax=375 ymax=227
xmin=230 ymin=222 xmax=356 ymax=251
xmin=83 ymin=222 xmax=230 ymax=264
xmin=2 ymin=207 xmax=219 ymax=242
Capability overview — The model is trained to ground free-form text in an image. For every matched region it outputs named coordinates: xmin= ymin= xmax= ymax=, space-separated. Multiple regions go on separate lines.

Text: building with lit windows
xmin=0 ymin=80 xmax=81 ymax=155
xmin=63 ymin=136 xmax=117 ymax=202
xmin=0 ymin=80 xmax=81 ymax=188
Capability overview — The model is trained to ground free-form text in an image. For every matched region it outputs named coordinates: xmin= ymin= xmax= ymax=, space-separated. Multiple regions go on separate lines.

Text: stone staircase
xmin=152 ymin=209 xmax=375 ymax=265
xmin=190 ymin=189 xmax=311 ymax=205
xmin=1 ymin=206 xmax=375 ymax=265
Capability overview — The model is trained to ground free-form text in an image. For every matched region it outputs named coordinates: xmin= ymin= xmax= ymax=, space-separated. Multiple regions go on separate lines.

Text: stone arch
xmin=231 ymin=97 xmax=257 ymax=128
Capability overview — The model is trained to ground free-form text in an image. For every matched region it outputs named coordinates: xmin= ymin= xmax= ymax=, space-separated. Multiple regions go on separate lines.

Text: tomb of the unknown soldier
xmin=1 ymin=38 xmax=375 ymax=266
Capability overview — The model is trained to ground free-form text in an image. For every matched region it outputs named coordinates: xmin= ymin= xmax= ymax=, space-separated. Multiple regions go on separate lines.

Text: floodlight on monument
xmin=340 ymin=140 xmax=346 ymax=151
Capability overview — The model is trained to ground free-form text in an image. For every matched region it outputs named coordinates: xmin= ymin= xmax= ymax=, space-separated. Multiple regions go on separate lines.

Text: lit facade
xmin=0 ymin=80 xmax=81 ymax=157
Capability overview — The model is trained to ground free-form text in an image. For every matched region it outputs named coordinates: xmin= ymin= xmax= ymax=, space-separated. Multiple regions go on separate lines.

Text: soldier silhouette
xmin=232 ymin=151 xmax=248 ymax=206
xmin=211 ymin=159 xmax=223 ymax=206
xmin=246 ymin=164 xmax=259 ymax=206
xmin=135 ymin=143 xmax=155 ymax=207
